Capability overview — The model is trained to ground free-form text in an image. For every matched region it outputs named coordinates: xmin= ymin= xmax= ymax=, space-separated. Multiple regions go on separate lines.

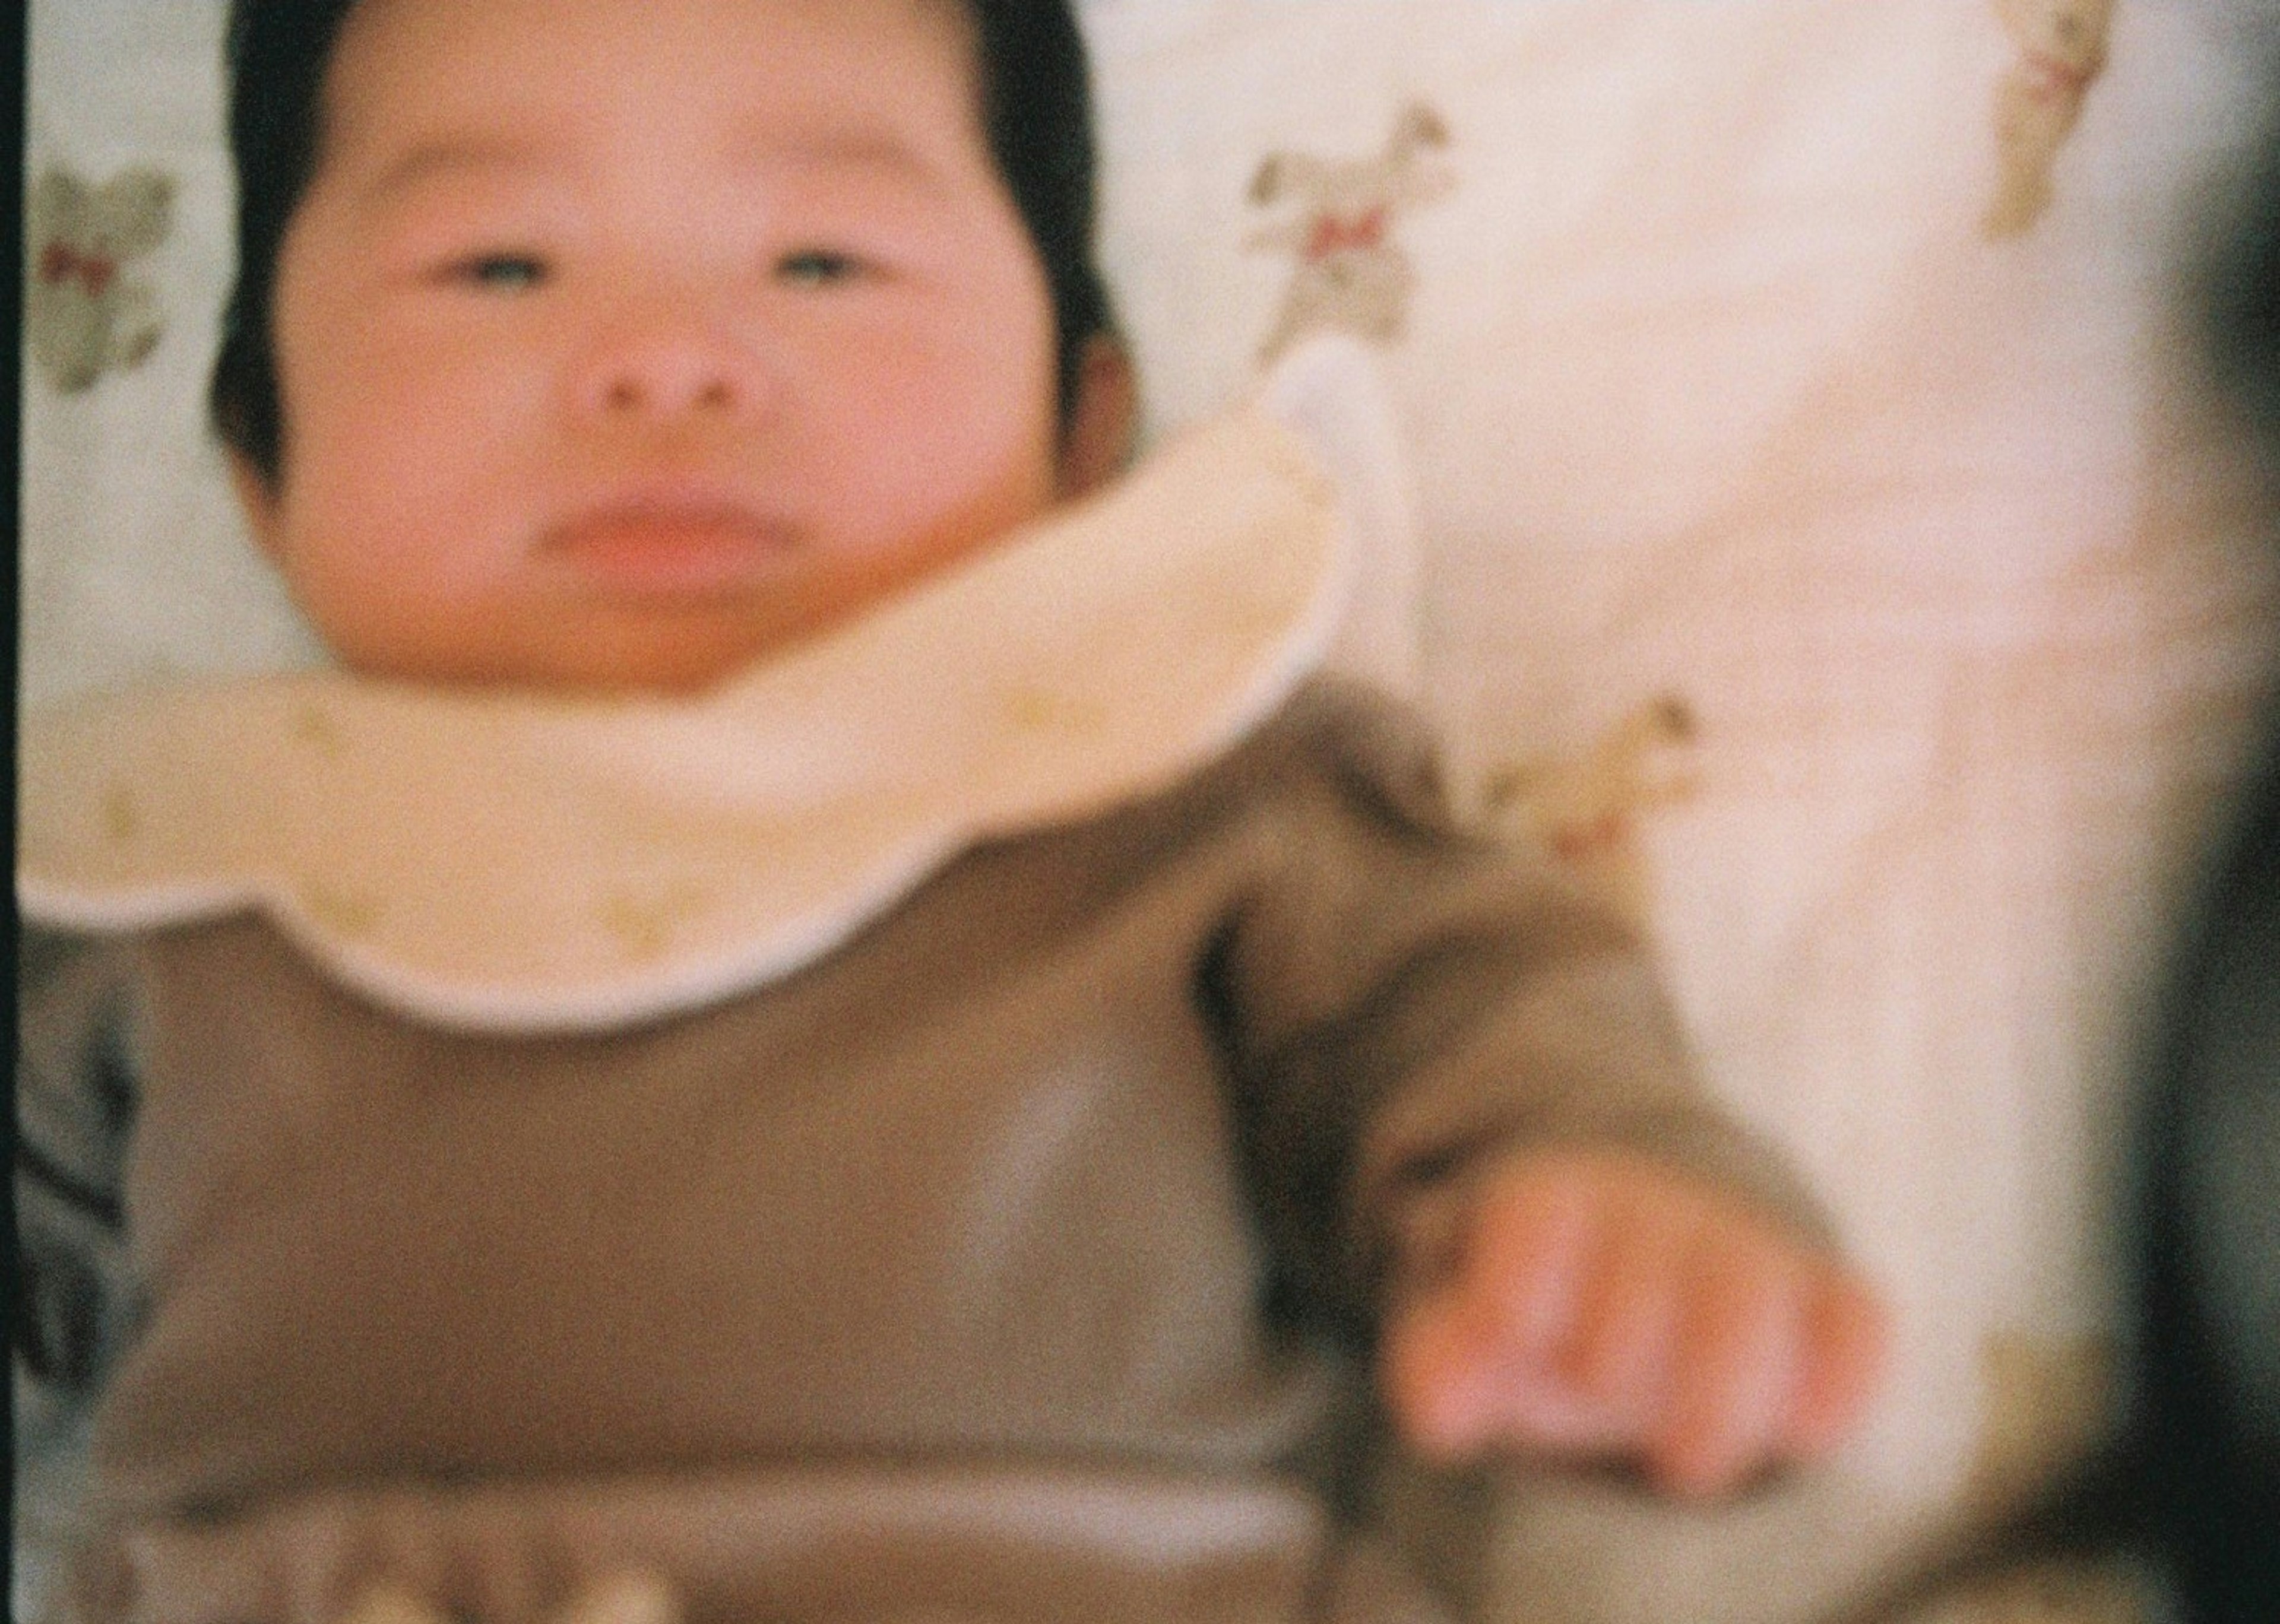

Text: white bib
xmin=18 ymin=341 xmax=1411 ymax=1034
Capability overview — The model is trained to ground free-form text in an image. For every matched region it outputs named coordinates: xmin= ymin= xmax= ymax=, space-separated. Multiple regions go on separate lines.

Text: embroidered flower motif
xmin=103 ymin=786 xmax=138 ymax=845
xmin=1246 ymin=103 xmax=1454 ymax=363
xmin=294 ymin=704 xmax=350 ymax=760
xmin=1480 ymin=694 xmax=1699 ymax=924
xmin=26 ymin=163 xmax=176 ymax=393
xmin=1984 ymin=0 xmax=2112 ymax=238
xmin=300 ymin=881 xmax=383 ymax=940
xmin=599 ymin=882 xmax=711 ymax=963
xmin=1000 ymin=684 xmax=1111 ymax=737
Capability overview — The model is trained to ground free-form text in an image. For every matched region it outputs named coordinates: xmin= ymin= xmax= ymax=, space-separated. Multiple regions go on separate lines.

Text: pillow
xmin=22 ymin=2 xmax=2280 ymax=1617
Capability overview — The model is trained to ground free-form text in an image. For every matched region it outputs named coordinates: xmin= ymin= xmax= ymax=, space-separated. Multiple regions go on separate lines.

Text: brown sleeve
xmin=17 ymin=927 xmax=146 ymax=1400
xmin=16 ymin=924 xmax=151 ymax=1598
xmin=1201 ymin=680 xmax=1829 ymax=1341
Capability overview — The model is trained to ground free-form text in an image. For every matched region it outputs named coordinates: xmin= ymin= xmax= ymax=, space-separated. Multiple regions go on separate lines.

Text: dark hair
xmin=210 ymin=0 xmax=1118 ymax=481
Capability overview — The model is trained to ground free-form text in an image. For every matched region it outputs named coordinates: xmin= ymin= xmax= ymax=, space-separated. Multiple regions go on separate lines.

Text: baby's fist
xmin=1380 ymin=1149 xmax=1886 ymax=1498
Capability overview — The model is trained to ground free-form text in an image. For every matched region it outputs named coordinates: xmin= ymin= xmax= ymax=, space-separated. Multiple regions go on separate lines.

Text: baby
xmin=15 ymin=1 xmax=1887 ymax=1620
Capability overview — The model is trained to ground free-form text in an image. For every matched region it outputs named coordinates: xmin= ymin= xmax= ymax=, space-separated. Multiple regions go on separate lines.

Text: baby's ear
xmin=1056 ymin=335 xmax=1138 ymax=499
xmin=227 ymin=449 xmax=289 ymax=563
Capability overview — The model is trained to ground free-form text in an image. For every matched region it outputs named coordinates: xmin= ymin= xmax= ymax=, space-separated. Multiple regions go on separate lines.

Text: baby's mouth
xmin=540 ymin=501 xmax=800 ymax=598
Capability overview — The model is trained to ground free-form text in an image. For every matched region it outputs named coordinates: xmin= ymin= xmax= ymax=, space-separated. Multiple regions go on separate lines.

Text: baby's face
xmin=242 ymin=0 xmax=1068 ymax=691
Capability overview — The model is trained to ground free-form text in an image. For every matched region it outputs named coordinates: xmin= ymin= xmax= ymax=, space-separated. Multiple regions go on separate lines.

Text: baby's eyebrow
xmin=742 ymin=128 xmax=953 ymax=194
xmin=354 ymin=129 xmax=949 ymax=211
xmin=356 ymin=137 xmax=550 ymax=208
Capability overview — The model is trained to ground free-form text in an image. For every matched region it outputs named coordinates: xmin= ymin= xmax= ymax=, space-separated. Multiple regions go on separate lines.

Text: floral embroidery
xmin=1246 ymin=103 xmax=1454 ymax=363
xmin=103 ymin=786 xmax=138 ymax=845
xmin=301 ymin=881 xmax=383 ymax=940
xmin=294 ymin=705 xmax=350 ymax=759
xmin=26 ymin=163 xmax=175 ymax=393
xmin=1480 ymin=694 xmax=1698 ymax=924
xmin=1000 ymin=685 xmax=1110 ymax=737
xmin=1985 ymin=0 xmax=2112 ymax=238
xmin=600 ymin=883 xmax=711 ymax=963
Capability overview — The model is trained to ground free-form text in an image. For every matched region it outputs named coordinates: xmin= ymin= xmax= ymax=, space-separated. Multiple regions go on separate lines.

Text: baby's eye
xmin=452 ymin=253 xmax=549 ymax=291
xmin=773 ymin=249 xmax=867 ymax=287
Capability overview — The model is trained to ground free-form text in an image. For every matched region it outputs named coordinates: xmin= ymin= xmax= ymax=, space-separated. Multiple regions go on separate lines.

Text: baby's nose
xmin=574 ymin=303 xmax=764 ymax=419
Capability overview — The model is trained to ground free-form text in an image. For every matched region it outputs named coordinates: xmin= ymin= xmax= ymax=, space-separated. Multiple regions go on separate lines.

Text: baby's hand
xmin=1380 ymin=1149 xmax=1888 ymax=1498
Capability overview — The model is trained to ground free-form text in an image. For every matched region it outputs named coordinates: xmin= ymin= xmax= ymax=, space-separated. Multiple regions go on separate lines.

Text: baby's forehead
xmin=332 ymin=4 xmax=980 ymax=141
xmin=349 ymin=127 xmax=957 ymax=206
xmin=312 ymin=0 xmax=995 ymax=198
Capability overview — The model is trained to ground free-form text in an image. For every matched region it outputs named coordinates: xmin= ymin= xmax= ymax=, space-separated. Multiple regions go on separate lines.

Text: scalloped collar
xmin=20 ymin=380 xmax=1371 ymax=1035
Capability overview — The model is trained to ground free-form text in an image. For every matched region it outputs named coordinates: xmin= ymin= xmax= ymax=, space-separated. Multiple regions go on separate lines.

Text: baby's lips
xmin=539 ymin=497 xmax=802 ymax=597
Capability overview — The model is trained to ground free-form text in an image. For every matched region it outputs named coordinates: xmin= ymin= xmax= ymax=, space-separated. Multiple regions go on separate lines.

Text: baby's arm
xmin=1380 ymin=1148 xmax=1888 ymax=1497
xmin=1205 ymin=686 xmax=1884 ymax=1497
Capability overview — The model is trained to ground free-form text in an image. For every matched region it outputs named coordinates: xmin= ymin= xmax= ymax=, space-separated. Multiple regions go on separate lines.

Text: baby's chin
xmin=300 ymin=510 xmax=1049 ymax=694
xmin=323 ymin=601 xmax=841 ymax=697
